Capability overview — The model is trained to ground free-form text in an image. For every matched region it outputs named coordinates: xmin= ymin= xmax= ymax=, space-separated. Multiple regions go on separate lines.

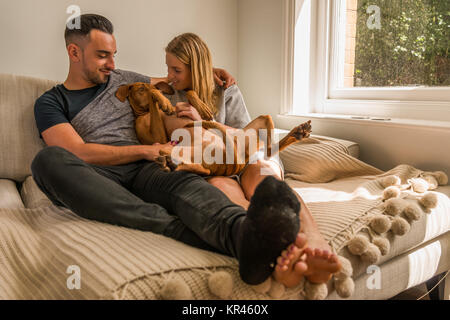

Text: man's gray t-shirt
xmin=34 ymin=69 xmax=150 ymax=146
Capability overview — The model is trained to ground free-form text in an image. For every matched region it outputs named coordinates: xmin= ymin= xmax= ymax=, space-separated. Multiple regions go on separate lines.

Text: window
xmin=344 ymin=0 xmax=449 ymax=88
xmin=287 ymin=0 xmax=450 ymax=121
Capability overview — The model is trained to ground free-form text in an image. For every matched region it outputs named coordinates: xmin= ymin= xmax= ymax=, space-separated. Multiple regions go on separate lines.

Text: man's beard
xmin=82 ymin=65 xmax=109 ymax=85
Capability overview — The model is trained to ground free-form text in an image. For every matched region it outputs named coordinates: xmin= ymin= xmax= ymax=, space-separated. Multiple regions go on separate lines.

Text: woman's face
xmin=166 ymin=52 xmax=192 ymax=91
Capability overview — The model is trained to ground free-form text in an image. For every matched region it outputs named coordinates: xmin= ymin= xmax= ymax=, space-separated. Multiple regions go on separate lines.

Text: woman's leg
xmin=207 ymin=177 xmax=250 ymax=209
xmin=239 ymin=159 xmax=283 ymax=200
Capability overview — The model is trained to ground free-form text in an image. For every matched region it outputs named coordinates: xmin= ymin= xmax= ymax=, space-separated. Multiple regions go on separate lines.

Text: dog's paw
xmin=155 ymin=155 xmax=171 ymax=172
xmin=291 ymin=120 xmax=312 ymax=140
xmin=164 ymin=104 xmax=177 ymax=116
xmin=158 ymin=102 xmax=176 ymax=116
xmin=156 ymin=152 xmax=178 ymax=172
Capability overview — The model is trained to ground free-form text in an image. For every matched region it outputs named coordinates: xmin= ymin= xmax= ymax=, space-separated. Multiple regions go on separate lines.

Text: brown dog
xmin=116 ymin=82 xmax=312 ymax=176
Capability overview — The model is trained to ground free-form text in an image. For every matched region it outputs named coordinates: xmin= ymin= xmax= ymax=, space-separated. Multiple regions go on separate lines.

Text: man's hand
xmin=175 ymin=102 xmax=202 ymax=121
xmin=213 ymin=68 xmax=236 ymax=89
xmin=142 ymin=141 xmax=176 ymax=162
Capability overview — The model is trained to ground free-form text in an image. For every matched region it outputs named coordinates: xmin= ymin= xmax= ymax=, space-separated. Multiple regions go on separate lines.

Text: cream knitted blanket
xmin=281 ymin=137 xmax=445 ymax=252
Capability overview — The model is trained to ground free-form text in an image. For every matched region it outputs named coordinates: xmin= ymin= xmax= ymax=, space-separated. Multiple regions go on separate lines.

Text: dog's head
xmin=116 ymin=82 xmax=174 ymax=115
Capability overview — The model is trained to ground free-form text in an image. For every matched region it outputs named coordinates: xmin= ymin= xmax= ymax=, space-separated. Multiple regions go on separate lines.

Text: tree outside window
xmin=346 ymin=0 xmax=449 ymax=87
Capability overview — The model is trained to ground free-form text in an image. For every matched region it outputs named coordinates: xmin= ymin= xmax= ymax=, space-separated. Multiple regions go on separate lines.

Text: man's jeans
xmin=31 ymin=146 xmax=247 ymax=257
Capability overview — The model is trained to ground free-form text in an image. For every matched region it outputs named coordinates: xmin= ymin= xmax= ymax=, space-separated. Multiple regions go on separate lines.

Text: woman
xmin=164 ymin=33 xmax=283 ymax=209
xmin=162 ymin=33 xmax=341 ymax=287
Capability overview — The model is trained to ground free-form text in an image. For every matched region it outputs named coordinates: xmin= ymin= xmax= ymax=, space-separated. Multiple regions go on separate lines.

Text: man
xmin=32 ymin=14 xmax=340 ymax=287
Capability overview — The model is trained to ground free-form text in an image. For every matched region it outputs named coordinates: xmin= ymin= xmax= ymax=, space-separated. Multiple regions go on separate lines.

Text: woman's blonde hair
xmin=166 ymin=33 xmax=218 ymax=115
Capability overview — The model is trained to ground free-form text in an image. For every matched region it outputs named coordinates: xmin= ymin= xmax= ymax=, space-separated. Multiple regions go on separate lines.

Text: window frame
xmin=282 ymin=0 xmax=450 ymax=122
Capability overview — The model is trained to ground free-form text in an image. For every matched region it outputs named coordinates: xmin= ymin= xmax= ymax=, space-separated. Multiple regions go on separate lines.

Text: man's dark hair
xmin=64 ymin=14 xmax=114 ymax=46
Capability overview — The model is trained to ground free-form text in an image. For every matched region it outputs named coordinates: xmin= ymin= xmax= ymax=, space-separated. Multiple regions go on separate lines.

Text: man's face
xmin=79 ymin=29 xmax=117 ymax=85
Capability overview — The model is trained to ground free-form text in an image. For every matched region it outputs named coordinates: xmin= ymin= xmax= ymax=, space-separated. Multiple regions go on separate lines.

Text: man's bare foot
xmin=273 ymin=233 xmax=308 ymax=288
xmin=303 ymin=248 xmax=341 ymax=284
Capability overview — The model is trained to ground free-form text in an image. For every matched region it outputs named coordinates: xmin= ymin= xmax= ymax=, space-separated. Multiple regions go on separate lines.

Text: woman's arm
xmin=221 ymin=85 xmax=251 ymax=129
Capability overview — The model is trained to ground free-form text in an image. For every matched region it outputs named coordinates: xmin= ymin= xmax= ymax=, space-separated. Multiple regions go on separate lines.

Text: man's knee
xmin=31 ymin=146 xmax=73 ymax=176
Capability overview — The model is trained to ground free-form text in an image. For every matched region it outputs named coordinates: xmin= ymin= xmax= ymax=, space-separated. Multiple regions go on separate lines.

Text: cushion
xmin=274 ymin=129 xmax=360 ymax=158
xmin=20 ymin=175 xmax=52 ymax=209
xmin=0 ymin=179 xmax=24 ymax=209
xmin=311 ymin=134 xmax=360 ymax=159
xmin=280 ymin=136 xmax=382 ymax=183
xmin=0 ymin=74 xmax=58 ymax=182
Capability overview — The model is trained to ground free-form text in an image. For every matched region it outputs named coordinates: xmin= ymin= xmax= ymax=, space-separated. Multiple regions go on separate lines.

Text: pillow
xmin=0 ymin=74 xmax=57 ymax=182
xmin=279 ymin=137 xmax=382 ymax=183
xmin=0 ymin=179 xmax=25 ymax=209
xmin=20 ymin=175 xmax=52 ymax=209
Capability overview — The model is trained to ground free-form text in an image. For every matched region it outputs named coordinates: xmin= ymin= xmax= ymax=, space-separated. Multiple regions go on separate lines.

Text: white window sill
xmin=277 ymin=113 xmax=450 ymax=131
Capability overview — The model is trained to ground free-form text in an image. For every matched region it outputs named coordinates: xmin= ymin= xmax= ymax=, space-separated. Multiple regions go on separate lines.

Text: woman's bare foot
xmin=303 ymin=248 xmax=341 ymax=284
xmin=295 ymin=193 xmax=341 ymax=283
xmin=273 ymin=233 xmax=308 ymax=288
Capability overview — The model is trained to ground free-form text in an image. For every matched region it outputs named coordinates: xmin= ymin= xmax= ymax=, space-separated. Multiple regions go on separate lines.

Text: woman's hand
xmin=175 ymin=102 xmax=203 ymax=121
xmin=213 ymin=68 xmax=236 ymax=89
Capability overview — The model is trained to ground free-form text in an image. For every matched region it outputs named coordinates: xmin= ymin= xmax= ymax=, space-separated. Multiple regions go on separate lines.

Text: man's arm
xmin=212 ymin=68 xmax=236 ymax=89
xmin=42 ymin=123 xmax=164 ymax=166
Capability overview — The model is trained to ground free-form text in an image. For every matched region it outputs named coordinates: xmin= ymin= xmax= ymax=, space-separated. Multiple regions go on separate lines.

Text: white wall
xmin=237 ymin=0 xmax=284 ymax=120
xmin=237 ymin=0 xmax=450 ymax=175
xmin=0 ymin=0 xmax=238 ymax=82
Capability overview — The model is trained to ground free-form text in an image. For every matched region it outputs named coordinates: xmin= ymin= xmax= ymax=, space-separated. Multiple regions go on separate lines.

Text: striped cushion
xmin=280 ymin=137 xmax=382 ymax=183
xmin=0 ymin=74 xmax=57 ymax=182
xmin=20 ymin=176 xmax=52 ymax=209
xmin=0 ymin=179 xmax=24 ymax=209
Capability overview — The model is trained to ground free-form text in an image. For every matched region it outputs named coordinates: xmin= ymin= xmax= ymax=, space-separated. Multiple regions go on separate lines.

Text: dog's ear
xmin=116 ymin=85 xmax=131 ymax=102
xmin=154 ymin=81 xmax=174 ymax=95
